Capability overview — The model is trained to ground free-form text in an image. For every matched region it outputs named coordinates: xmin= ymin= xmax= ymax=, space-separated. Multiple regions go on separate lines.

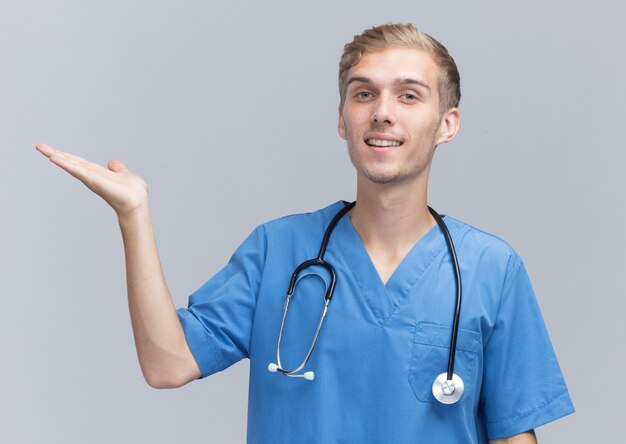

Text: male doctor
xmin=37 ymin=23 xmax=573 ymax=443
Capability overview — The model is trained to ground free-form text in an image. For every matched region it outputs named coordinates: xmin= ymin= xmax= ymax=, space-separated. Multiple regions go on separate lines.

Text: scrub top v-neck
xmin=177 ymin=200 xmax=574 ymax=443
xmin=333 ymin=207 xmax=447 ymax=325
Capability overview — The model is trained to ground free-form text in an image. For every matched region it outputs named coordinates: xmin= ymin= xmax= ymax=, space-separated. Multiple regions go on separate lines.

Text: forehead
xmin=347 ymin=47 xmax=439 ymax=91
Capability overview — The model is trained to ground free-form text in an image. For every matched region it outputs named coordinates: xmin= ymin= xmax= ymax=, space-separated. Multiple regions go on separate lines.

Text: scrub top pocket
xmin=408 ymin=322 xmax=482 ymax=404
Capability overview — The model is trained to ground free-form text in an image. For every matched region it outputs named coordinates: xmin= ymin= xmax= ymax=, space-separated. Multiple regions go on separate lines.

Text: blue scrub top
xmin=177 ymin=201 xmax=574 ymax=443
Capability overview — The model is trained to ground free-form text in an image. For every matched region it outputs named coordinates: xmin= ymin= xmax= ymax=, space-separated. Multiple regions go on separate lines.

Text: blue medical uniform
xmin=177 ymin=201 xmax=574 ymax=443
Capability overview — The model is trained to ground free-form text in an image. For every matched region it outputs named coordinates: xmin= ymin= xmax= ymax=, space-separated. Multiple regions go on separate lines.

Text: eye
xmin=355 ymin=91 xmax=372 ymax=100
xmin=400 ymin=93 xmax=418 ymax=101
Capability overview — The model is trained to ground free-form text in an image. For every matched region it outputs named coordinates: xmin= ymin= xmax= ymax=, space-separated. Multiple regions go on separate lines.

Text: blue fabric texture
xmin=177 ymin=201 xmax=574 ymax=443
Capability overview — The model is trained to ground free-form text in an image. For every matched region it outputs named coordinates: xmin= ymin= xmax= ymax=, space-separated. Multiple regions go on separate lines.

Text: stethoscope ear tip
xmin=267 ymin=363 xmax=315 ymax=381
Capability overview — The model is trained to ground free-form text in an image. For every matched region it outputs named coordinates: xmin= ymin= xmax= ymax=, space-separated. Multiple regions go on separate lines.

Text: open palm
xmin=36 ymin=143 xmax=149 ymax=217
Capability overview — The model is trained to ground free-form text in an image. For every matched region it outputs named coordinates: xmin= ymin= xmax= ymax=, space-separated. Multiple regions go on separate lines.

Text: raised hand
xmin=36 ymin=143 xmax=149 ymax=218
xmin=36 ymin=142 xmax=202 ymax=386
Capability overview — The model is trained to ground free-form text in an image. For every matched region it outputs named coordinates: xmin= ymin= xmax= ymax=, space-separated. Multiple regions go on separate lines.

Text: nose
xmin=371 ymin=94 xmax=395 ymax=126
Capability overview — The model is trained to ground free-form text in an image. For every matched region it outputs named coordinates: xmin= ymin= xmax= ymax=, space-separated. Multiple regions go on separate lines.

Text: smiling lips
xmin=365 ymin=138 xmax=403 ymax=147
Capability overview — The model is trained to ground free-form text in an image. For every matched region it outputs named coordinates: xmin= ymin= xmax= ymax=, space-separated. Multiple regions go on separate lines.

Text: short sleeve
xmin=480 ymin=256 xmax=574 ymax=439
xmin=176 ymin=225 xmax=267 ymax=379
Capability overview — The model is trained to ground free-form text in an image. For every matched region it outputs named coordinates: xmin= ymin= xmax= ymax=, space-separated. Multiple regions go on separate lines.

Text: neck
xmin=349 ymin=171 xmax=436 ymax=254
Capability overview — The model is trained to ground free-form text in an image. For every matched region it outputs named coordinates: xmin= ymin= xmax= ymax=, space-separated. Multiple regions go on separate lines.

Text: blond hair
xmin=339 ymin=23 xmax=461 ymax=113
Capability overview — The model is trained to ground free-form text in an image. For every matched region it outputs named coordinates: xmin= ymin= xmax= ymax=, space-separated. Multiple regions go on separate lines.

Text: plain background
xmin=2 ymin=0 xmax=624 ymax=442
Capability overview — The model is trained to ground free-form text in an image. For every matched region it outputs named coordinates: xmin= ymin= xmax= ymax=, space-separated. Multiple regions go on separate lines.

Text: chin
xmin=361 ymin=169 xmax=406 ymax=185
xmin=350 ymin=155 xmax=407 ymax=185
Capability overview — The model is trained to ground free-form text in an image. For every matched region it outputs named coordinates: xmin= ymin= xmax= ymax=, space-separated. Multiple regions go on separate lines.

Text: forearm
xmin=489 ymin=430 xmax=536 ymax=444
xmin=118 ymin=200 xmax=200 ymax=388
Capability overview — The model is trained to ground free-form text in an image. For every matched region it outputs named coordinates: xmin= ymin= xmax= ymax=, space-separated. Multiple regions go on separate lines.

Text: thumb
xmin=107 ymin=158 xmax=129 ymax=173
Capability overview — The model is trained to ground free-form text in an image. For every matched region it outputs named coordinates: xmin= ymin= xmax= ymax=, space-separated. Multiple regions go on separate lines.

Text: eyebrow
xmin=346 ymin=76 xmax=431 ymax=92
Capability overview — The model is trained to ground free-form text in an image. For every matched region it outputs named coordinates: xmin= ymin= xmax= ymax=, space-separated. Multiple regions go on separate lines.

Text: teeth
xmin=366 ymin=139 xmax=402 ymax=147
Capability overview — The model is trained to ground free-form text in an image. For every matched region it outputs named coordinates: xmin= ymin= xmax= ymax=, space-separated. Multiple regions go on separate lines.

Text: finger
xmin=36 ymin=143 xmax=97 ymax=167
xmin=48 ymin=152 xmax=90 ymax=183
xmin=35 ymin=142 xmax=61 ymax=159
xmin=107 ymin=158 xmax=128 ymax=173
xmin=36 ymin=143 xmax=88 ymax=167
xmin=50 ymin=151 xmax=122 ymax=196
xmin=50 ymin=148 xmax=91 ymax=166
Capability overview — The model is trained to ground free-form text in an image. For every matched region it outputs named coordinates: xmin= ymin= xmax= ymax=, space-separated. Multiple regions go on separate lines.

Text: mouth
xmin=365 ymin=138 xmax=403 ymax=148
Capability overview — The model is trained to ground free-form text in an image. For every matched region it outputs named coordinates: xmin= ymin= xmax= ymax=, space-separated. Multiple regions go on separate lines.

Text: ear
xmin=435 ymin=107 xmax=460 ymax=145
xmin=338 ymin=104 xmax=347 ymax=140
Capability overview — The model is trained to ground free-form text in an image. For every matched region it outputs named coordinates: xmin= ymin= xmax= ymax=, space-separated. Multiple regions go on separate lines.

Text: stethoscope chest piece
xmin=432 ymin=372 xmax=464 ymax=404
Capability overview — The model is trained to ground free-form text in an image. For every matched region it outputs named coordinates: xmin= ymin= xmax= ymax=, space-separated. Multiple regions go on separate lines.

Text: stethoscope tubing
xmin=272 ymin=201 xmax=463 ymax=402
xmin=286 ymin=201 xmax=356 ymax=303
xmin=428 ymin=206 xmax=462 ymax=381
xmin=275 ymin=201 xmax=356 ymax=376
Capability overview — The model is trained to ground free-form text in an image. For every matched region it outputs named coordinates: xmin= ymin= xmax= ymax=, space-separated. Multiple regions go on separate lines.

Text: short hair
xmin=339 ymin=23 xmax=461 ymax=113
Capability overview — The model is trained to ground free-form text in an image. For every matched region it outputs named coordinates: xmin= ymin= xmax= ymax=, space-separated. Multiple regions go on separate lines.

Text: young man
xmin=37 ymin=23 xmax=573 ymax=443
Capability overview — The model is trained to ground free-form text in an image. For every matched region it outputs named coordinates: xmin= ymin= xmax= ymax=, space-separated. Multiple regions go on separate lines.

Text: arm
xmin=490 ymin=430 xmax=537 ymax=443
xmin=36 ymin=143 xmax=201 ymax=388
xmin=118 ymin=200 xmax=202 ymax=388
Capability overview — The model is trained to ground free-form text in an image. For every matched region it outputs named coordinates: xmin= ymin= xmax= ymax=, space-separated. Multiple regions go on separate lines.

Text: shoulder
xmin=441 ymin=213 xmax=523 ymax=277
xmin=225 ymin=201 xmax=348 ymax=273
xmin=259 ymin=200 xmax=347 ymax=238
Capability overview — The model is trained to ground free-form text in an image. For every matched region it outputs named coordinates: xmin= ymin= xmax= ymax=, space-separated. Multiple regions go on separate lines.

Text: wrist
xmin=118 ymin=199 xmax=151 ymax=229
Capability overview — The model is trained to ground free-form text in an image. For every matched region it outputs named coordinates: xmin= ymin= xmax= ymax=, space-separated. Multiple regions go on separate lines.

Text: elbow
xmin=138 ymin=344 xmax=202 ymax=388
xmin=145 ymin=374 xmax=176 ymax=389
xmin=142 ymin=367 xmax=190 ymax=389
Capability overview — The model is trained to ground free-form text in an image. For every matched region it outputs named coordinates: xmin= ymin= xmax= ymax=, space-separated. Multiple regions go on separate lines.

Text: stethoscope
xmin=268 ymin=201 xmax=465 ymax=405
